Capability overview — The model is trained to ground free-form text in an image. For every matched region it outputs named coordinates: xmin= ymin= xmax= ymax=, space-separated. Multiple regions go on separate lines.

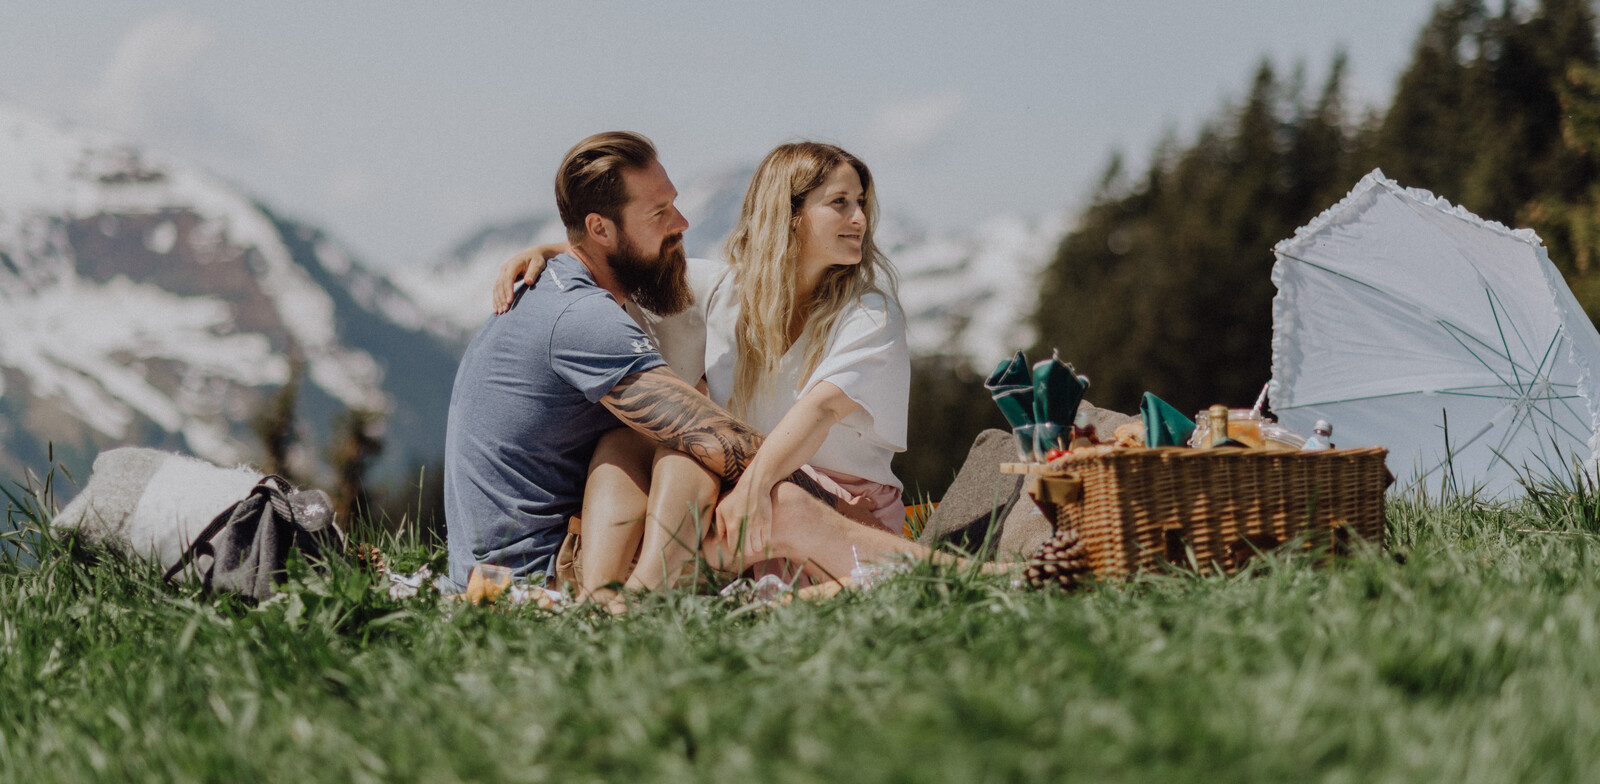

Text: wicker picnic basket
xmin=1016 ymin=446 xmax=1391 ymax=579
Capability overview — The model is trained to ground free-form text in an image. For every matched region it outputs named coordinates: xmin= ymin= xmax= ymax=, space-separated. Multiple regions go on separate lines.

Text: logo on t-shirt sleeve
xmin=631 ymin=337 xmax=656 ymax=354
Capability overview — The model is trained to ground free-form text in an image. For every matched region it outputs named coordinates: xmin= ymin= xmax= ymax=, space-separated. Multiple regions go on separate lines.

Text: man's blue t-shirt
xmin=443 ymin=254 xmax=666 ymax=588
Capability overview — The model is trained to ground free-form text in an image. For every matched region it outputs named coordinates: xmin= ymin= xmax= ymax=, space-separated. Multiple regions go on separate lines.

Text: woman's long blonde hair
xmin=722 ymin=142 xmax=897 ymax=417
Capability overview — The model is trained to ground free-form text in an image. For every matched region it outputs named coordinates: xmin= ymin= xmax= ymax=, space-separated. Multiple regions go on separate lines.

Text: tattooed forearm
xmin=605 ymin=371 xmax=837 ymax=504
xmin=603 ymin=370 xmax=764 ymax=486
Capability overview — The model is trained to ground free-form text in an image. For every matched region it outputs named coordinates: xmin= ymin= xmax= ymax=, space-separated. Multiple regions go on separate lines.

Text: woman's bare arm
xmin=491 ymin=242 xmax=567 ymax=314
xmin=715 ymin=381 xmax=859 ymax=554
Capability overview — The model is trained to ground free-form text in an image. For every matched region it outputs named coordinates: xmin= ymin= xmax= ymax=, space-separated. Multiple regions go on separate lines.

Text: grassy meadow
xmin=5 ymin=470 xmax=1600 ymax=783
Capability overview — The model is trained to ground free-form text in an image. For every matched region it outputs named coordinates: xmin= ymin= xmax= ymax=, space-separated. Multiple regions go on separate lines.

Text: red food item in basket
xmin=1045 ymin=448 xmax=1067 ymax=462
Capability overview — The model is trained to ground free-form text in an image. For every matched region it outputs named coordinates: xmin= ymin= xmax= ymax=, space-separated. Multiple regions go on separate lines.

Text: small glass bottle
xmin=1208 ymin=405 xmax=1229 ymax=447
xmin=1302 ymin=420 xmax=1334 ymax=451
xmin=1207 ymin=404 xmax=1247 ymax=448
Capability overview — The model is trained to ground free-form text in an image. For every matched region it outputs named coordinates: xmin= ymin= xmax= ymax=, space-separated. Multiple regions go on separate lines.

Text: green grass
xmin=6 ymin=472 xmax=1600 ymax=782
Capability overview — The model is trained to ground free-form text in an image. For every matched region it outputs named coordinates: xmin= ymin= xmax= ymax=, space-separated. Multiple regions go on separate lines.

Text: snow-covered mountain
xmin=394 ymin=166 xmax=1067 ymax=366
xmin=888 ymin=211 xmax=1068 ymax=360
xmin=0 ymin=102 xmax=458 ymax=491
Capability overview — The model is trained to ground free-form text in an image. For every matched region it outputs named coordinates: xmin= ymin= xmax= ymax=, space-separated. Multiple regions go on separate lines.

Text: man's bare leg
xmin=577 ymin=428 xmax=653 ymax=606
xmin=624 ymin=447 xmax=718 ymax=591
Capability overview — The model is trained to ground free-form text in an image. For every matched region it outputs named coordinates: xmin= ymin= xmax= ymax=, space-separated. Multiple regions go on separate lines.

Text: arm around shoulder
xmin=491 ymin=242 xmax=570 ymax=314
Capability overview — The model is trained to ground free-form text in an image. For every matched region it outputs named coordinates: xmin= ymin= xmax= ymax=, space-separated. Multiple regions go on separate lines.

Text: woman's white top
xmin=625 ymin=257 xmax=725 ymax=384
xmin=702 ymin=271 xmax=910 ymax=492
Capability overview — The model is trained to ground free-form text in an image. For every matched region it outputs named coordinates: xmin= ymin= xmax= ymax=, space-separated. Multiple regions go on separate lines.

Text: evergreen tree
xmin=918 ymin=0 xmax=1600 ymax=496
xmin=327 ymin=407 xmax=384 ymax=525
xmin=1030 ymin=0 xmax=1600 ymax=421
xmin=1033 ymin=59 xmax=1355 ymax=416
xmin=1375 ymin=0 xmax=1488 ymax=201
xmin=1375 ymin=0 xmax=1598 ymax=225
xmin=1285 ymin=52 xmax=1360 ymax=218
xmin=1529 ymin=60 xmax=1600 ymax=310
xmin=251 ymin=359 xmax=302 ymax=482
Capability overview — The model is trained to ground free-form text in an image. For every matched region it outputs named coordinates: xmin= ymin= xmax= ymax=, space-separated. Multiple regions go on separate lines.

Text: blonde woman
xmin=705 ymin=143 xmax=907 ymax=540
xmin=494 ymin=142 xmax=909 ymax=597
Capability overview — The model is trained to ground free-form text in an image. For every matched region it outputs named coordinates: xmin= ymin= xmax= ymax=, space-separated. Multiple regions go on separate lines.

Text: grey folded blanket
xmin=53 ymin=448 xmax=340 ymax=599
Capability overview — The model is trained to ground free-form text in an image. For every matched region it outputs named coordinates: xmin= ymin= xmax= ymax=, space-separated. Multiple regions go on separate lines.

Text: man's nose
xmin=669 ymin=206 xmax=689 ymax=234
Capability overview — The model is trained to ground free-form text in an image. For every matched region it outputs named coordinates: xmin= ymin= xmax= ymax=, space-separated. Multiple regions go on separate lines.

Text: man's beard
xmin=610 ymin=231 xmax=692 ymax=317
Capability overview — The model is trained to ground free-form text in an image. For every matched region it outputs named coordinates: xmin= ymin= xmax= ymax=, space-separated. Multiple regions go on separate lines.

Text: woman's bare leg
xmin=577 ymin=428 xmax=654 ymax=605
xmin=704 ymin=482 xmax=976 ymax=582
xmin=624 ymin=446 xmax=719 ymax=591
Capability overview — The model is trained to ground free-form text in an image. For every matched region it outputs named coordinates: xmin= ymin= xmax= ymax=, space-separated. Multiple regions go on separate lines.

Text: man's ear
xmin=584 ymin=213 xmax=615 ymax=248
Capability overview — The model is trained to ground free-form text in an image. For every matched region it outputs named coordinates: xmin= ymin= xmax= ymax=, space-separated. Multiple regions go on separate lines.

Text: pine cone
xmin=1025 ymin=526 xmax=1093 ymax=590
xmin=348 ymin=542 xmax=388 ymax=575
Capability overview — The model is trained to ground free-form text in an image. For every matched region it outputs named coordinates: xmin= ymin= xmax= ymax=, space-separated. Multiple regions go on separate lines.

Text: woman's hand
xmin=715 ymin=472 xmax=774 ymax=562
xmin=709 ymin=381 xmax=861 ymax=563
xmin=491 ymin=242 xmax=568 ymax=314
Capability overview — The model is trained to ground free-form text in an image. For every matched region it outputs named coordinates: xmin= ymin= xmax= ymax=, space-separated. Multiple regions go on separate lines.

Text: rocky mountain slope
xmin=0 ymin=102 xmax=458 ymax=493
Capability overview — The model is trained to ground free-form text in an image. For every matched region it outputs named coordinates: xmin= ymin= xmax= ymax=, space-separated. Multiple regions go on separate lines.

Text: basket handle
xmin=1025 ymin=474 xmax=1082 ymax=506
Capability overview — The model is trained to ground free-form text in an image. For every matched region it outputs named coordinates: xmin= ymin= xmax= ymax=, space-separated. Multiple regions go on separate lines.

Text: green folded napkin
xmin=985 ymin=351 xmax=1034 ymax=429
xmin=1140 ymin=392 xmax=1196 ymax=447
xmin=1031 ymin=351 xmax=1087 ymax=431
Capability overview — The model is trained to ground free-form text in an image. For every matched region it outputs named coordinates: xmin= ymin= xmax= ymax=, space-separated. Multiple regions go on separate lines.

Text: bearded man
xmin=443 ymin=131 xmax=700 ymax=587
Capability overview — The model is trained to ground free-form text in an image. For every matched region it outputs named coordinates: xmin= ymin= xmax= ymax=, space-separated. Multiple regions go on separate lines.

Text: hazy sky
xmin=3 ymin=1 xmax=1441 ymax=269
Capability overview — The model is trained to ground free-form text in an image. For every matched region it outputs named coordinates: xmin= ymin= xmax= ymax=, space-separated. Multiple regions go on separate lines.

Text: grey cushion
xmin=996 ymin=494 xmax=1054 ymax=562
xmin=917 ymin=429 xmax=1023 ymax=554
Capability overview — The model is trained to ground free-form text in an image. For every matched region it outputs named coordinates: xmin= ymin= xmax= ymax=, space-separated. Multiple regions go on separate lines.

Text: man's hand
xmin=491 ymin=242 xmax=568 ymax=314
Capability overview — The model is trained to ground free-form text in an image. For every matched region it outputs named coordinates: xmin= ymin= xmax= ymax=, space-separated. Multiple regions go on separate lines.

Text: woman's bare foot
xmin=580 ymin=584 xmax=632 ymax=615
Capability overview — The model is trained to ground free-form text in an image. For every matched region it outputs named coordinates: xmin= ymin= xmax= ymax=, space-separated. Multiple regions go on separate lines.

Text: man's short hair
xmin=555 ymin=131 xmax=658 ymax=245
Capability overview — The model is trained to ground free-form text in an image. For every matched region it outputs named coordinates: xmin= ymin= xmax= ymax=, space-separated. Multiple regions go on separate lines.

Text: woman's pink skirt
xmin=798 ymin=465 xmax=904 ymax=534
